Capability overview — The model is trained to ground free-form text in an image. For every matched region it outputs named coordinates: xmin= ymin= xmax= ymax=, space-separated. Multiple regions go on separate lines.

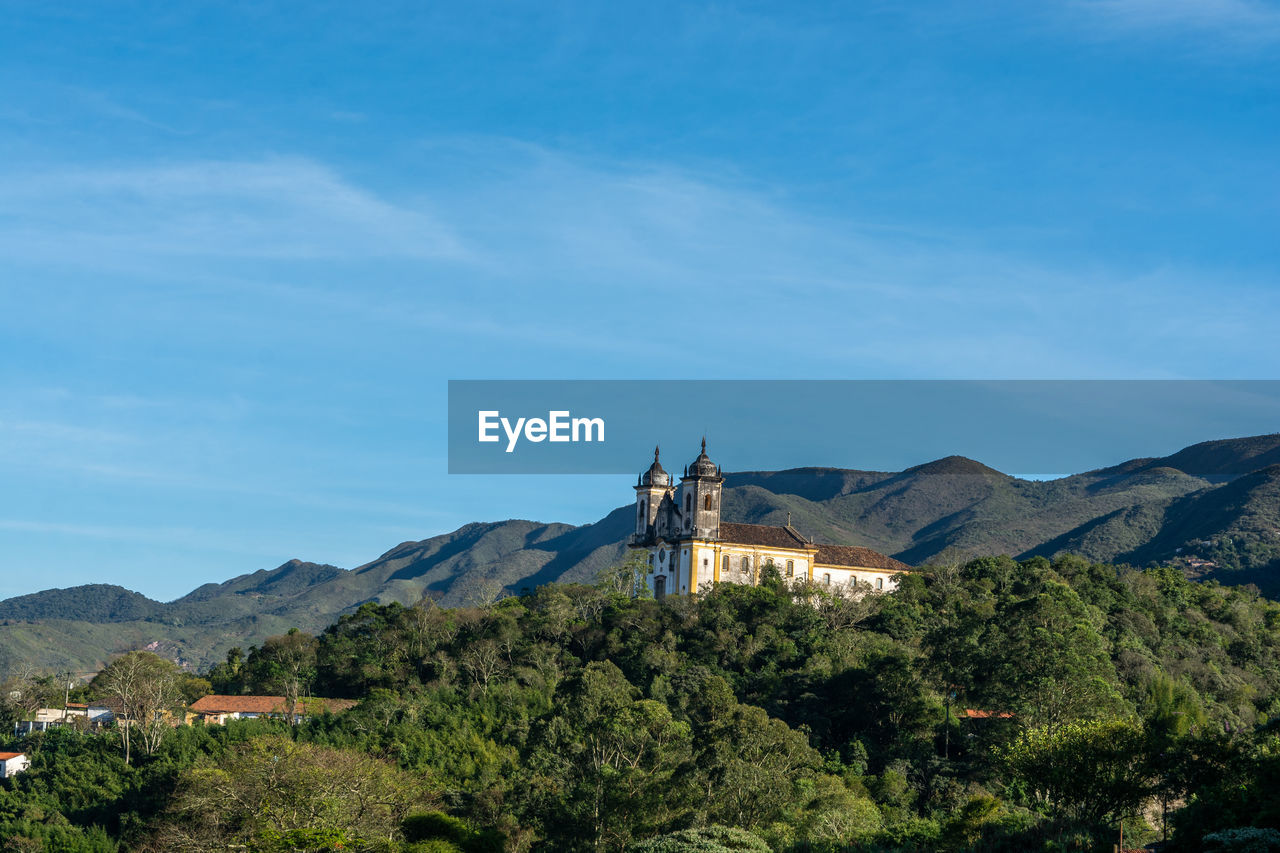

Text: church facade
xmin=629 ymin=441 xmax=911 ymax=598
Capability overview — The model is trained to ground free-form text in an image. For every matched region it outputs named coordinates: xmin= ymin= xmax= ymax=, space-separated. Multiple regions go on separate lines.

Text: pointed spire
xmin=701 ymin=436 xmax=706 ymax=454
xmin=641 ymin=443 xmax=670 ymax=487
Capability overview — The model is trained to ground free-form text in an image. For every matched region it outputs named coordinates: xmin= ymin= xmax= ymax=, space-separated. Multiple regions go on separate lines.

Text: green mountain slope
xmin=0 ymin=584 xmax=166 ymax=623
xmin=4 ymin=434 xmax=1280 ymax=678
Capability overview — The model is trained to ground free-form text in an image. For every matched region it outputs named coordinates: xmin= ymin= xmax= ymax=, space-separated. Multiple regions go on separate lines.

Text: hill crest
xmin=4 ymin=433 xmax=1280 ymax=676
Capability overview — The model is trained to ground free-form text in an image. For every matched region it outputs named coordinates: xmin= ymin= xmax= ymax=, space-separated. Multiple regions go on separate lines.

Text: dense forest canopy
xmin=2 ymin=554 xmax=1280 ymax=851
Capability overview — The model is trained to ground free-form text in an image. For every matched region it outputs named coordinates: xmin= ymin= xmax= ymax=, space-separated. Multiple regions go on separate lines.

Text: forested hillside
xmin=2 ymin=555 xmax=1279 ymax=851
xmin=3 ymin=434 xmax=1279 ymax=680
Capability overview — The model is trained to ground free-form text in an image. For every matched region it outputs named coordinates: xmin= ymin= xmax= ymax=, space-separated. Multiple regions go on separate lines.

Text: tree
xmin=1000 ymin=717 xmax=1152 ymax=825
xmin=178 ymin=675 xmax=212 ymax=707
xmin=248 ymin=629 xmax=318 ymax=719
xmin=92 ymin=651 xmax=183 ymax=763
xmin=532 ymin=661 xmax=693 ymax=851
xmin=205 ymin=646 xmax=245 ymax=694
xmin=626 ymin=826 xmax=771 ymax=852
xmin=982 ymin=581 xmax=1123 ymax=732
xmin=597 ymin=553 xmax=654 ymax=600
xmin=149 ymin=736 xmax=432 ymax=852
xmin=0 ymin=666 xmax=58 ymax=724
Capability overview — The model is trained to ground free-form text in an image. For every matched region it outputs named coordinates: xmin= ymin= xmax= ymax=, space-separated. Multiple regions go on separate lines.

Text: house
xmin=86 ymin=699 xmax=123 ymax=727
xmin=0 ymin=752 xmax=29 ymax=779
xmin=631 ymin=441 xmax=911 ymax=598
xmin=187 ymin=695 xmax=357 ymax=725
xmin=12 ymin=704 xmax=91 ymax=736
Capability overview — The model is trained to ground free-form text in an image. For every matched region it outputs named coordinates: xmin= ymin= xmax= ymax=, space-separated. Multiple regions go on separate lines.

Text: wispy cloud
xmin=0 ymin=517 xmax=278 ymax=557
xmin=1073 ymin=0 xmax=1280 ymax=43
xmin=66 ymin=86 xmax=190 ymax=134
xmin=0 ymin=158 xmax=467 ymax=263
xmin=2 ymin=142 xmax=1276 ymax=378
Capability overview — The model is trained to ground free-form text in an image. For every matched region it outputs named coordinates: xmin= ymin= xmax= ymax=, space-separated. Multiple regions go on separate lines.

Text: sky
xmin=1 ymin=1 xmax=1278 ymax=601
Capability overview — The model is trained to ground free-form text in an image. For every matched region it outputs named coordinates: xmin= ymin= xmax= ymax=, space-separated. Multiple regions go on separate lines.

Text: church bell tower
xmin=680 ymin=437 xmax=722 ymax=540
xmin=634 ymin=446 xmax=672 ymax=542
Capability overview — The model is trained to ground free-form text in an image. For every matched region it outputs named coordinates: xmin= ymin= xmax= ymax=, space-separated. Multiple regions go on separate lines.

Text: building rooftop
xmin=717 ymin=522 xmax=909 ymax=572
xmin=814 ymin=543 xmax=911 ymax=572
xmin=719 ymin=522 xmax=811 ymax=550
xmin=189 ymin=695 xmax=357 ymax=715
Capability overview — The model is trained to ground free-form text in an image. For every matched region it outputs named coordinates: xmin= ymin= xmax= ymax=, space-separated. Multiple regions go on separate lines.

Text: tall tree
xmin=92 ymin=651 xmax=183 ymax=763
xmin=248 ymin=629 xmax=319 ymax=719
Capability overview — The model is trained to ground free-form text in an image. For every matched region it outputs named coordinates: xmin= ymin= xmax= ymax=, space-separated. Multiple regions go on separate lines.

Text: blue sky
xmin=1 ymin=1 xmax=1278 ymax=600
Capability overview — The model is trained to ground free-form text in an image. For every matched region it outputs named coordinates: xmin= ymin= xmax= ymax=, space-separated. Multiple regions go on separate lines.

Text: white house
xmin=0 ymin=752 xmax=29 ymax=779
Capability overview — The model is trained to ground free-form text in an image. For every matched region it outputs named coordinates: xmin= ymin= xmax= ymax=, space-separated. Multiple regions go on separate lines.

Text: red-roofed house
xmin=187 ymin=695 xmax=357 ymax=725
xmin=0 ymin=752 xmax=29 ymax=778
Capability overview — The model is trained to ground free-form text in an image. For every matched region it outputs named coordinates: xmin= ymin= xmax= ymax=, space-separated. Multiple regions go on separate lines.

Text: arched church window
xmin=876 ymin=577 xmax=884 ymax=590
xmin=740 ymin=556 xmax=749 ymax=574
xmin=722 ymin=555 xmax=729 ymax=573
xmin=704 ymin=494 xmax=712 ymax=510
xmin=823 ymin=573 xmax=831 ymax=586
xmin=785 ymin=560 xmax=794 ymax=577
xmin=685 ymin=493 xmax=691 ymax=514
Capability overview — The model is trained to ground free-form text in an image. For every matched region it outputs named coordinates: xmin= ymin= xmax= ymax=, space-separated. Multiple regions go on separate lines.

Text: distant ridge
xmin=902 ymin=455 xmax=1010 ymax=478
xmin=0 ymin=584 xmax=165 ymax=623
xmin=2 ymin=433 xmax=1279 ymax=678
xmin=1134 ymin=434 xmax=1280 ymax=480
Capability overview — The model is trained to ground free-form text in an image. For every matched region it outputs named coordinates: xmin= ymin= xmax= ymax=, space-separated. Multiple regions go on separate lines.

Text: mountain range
xmin=3 ymin=434 xmax=1279 ymax=679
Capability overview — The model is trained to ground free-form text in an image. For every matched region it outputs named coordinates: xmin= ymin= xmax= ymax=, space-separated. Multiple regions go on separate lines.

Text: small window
xmin=741 ymin=556 xmax=749 ymax=573
xmin=704 ymin=494 xmax=712 ymax=510
xmin=823 ymin=573 xmax=831 ymax=586
xmin=785 ymin=560 xmax=794 ymax=577
xmin=703 ymin=558 xmax=709 ymax=568
xmin=848 ymin=575 xmax=856 ymax=587
xmin=722 ymin=555 xmax=729 ymax=573
xmin=876 ymin=577 xmax=884 ymax=590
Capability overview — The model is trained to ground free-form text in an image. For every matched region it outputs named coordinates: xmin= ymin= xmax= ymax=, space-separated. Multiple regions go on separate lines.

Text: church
xmin=630 ymin=441 xmax=911 ymax=598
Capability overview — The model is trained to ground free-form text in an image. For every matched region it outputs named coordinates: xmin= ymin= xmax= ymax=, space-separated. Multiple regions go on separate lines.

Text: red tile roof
xmin=814 ymin=544 xmax=910 ymax=572
xmin=0 ymin=752 xmax=25 ymax=760
xmin=719 ymin=522 xmax=812 ymax=550
xmin=717 ymin=522 xmax=911 ymax=572
xmin=959 ymin=709 xmax=1014 ymax=719
xmin=189 ymin=695 xmax=357 ymax=715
